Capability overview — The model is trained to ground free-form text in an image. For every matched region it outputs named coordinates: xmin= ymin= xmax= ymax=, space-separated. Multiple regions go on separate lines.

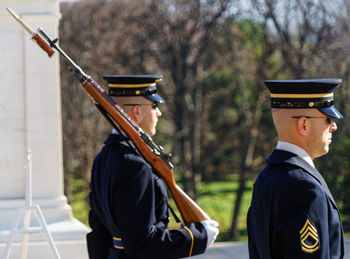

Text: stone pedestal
xmin=0 ymin=1 xmax=89 ymax=258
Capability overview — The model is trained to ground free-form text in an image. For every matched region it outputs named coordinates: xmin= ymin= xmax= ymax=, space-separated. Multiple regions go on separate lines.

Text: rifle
xmin=6 ymin=7 xmax=210 ymax=226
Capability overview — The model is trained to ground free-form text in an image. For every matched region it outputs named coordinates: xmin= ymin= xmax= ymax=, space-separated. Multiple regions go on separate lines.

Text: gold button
xmin=135 ymin=90 xmax=141 ymax=95
xmin=309 ymin=102 xmax=314 ymax=107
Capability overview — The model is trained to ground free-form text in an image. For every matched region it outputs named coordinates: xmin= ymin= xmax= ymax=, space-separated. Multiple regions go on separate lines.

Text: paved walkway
xmin=190 ymin=238 xmax=350 ymax=258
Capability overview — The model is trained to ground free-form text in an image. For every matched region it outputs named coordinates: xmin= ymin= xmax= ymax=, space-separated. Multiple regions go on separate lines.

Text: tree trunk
xmin=229 ymin=78 xmax=265 ymax=239
xmin=229 ymin=171 xmax=247 ymax=239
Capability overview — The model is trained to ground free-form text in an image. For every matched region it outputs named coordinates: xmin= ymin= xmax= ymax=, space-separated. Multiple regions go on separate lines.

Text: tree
xmin=201 ymin=18 xmax=277 ymax=240
xmin=133 ymin=0 xmax=233 ymax=198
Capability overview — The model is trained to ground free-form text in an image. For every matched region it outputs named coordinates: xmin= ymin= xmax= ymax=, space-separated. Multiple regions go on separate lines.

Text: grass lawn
xmin=167 ymin=178 xmax=253 ymax=241
xmin=71 ymin=191 xmax=90 ymax=227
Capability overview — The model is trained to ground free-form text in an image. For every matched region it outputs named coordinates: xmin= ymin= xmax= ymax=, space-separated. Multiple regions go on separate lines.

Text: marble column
xmin=0 ymin=0 xmax=89 ymax=258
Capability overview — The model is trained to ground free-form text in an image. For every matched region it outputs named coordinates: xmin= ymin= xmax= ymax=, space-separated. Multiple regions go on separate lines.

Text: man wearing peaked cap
xmin=104 ymin=75 xmax=165 ymax=137
xmin=247 ymin=79 xmax=344 ymax=258
xmin=87 ymin=75 xmax=218 ymax=259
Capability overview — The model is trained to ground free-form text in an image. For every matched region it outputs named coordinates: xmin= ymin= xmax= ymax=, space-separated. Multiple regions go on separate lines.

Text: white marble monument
xmin=0 ymin=0 xmax=89 ymax=258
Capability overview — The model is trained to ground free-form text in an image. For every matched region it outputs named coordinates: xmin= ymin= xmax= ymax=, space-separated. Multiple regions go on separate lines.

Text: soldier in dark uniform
xmin=247 ymin=79 xmax=345 ymax=258
xmin=87 ymin=75 xmax=219 ymax=259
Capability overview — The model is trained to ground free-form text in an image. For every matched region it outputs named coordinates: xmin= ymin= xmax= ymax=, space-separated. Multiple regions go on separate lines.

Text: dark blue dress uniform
xmin=87 ymin=133 xmax=207 ymax=259
xmin=247 ymin=149 xmax=344 ymax=258
xmin=247 ymin=79 xmax=345 ymax=258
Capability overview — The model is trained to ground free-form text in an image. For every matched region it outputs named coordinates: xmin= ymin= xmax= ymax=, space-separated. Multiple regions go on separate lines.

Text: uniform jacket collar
xmin=104 ymin=132 xmax=125 ymax=145
xmin=104 ymin=133 xmax=140 ymax=156
xmin=267 ymin=149 xmax=337 ymax=208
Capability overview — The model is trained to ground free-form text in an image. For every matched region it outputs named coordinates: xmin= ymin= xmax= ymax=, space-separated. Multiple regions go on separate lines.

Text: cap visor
xmin=145 ymin=93 xmax=165 ymax=103
xmin=318 ymin=106 xmax=343 ymax=119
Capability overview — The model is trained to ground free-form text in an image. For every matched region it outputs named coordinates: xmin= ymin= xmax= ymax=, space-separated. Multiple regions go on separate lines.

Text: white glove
xmin=200 ymin=220 xmax=219 ymax=248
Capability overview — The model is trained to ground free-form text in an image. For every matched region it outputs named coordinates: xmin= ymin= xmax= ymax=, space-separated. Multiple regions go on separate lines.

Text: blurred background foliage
xmin=59 ymin=0 xmax=350 ymax=241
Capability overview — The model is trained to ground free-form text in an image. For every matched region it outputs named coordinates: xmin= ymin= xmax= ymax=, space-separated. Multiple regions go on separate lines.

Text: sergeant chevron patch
xmin=300 ymin=217 xmax=319 ymax=253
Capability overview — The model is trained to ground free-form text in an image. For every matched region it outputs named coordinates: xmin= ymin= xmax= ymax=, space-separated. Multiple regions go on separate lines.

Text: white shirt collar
xmin=276 ymin=141 xmax=315 ymax=168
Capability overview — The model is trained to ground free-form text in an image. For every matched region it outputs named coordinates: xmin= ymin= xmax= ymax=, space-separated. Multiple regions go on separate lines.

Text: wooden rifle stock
xmin=6 ymin=7 xmax=210 ymax=226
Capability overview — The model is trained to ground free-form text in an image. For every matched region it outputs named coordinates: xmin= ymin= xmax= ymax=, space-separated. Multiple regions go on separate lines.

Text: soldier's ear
xmin=128 ymin=105 xmax=140 ymax=122
xmin=132 ymin=105 xmax=143 ymax=122
xmin=297 ymin=117 xmax=308 ymax=137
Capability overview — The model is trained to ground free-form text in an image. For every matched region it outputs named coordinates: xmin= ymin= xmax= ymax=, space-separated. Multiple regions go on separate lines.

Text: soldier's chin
xmin=148 ymin=129 xmax=156 ymax=137
xmin=321 ymin=147 xmax=329 ymax=157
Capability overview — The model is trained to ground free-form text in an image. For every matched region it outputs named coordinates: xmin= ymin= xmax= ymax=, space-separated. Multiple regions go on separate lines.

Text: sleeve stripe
xmin=184 ymin=226 xmax=194 ymax=257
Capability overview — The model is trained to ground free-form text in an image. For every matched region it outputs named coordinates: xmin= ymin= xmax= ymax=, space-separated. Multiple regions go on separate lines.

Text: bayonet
xmin=6 ymin=7 xmax=54 ymax=57
xmin=6 ymin=7 xmax=35 ymax=35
